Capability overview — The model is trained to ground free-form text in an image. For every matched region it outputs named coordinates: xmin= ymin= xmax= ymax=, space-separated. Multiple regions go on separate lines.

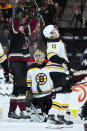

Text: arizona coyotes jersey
xmin=47 ymin=40 xmax=69 ymax=62
xmin=0 ymin=43 xmax=7 ymax=64
xmin=27 ymin=62 xmax=69 ymax=98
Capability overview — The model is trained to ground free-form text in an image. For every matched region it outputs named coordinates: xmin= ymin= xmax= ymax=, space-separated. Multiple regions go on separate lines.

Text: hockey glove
xmin=62 ymin=61 xmax=71 ymax=71
xmin=62 ymin=77 xmax=74 ymax=93
xmin=62 ymin=62 xmax=75 ymax=76
xmin=62 ymin=63 xmax=68 ymax=71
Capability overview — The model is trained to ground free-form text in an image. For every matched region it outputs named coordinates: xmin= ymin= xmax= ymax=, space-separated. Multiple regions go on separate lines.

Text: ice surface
xmin=0 ymin=69 xmax=85 ymax=131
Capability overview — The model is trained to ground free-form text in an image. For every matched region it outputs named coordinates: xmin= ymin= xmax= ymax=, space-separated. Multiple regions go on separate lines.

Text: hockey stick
xmin=0 ymin=93 xmax=11 ymax=97
xmin=74 ymin=81 xmax=87 ymax=86
xmin=30 ymin=103 xmax=43 ymax=122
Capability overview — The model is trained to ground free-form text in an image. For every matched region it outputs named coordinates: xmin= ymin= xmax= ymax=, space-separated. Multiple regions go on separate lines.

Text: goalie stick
xmin=30 ymin=103 xmax=44 ymax=122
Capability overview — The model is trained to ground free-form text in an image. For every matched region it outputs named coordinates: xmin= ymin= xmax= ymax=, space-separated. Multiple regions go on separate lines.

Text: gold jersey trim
xmin=28 ymin=68 xmax=38 ymax=71
xmin=0 ymin=52 xmax=4 ymax=56
xmin=27 ymin=80 xmax=32 ymax=82
xmin=52 ymin=101 xmax=69 ymax=111
xmin=47 ymin=52 xmax=58 ymax=59
xmin=44 ymin=66 xmax=64 ymax=70
xmin=0 ymin=54 xmax=7 ymax=63
xmin=32 ymin=88 xmax=53 ymax=93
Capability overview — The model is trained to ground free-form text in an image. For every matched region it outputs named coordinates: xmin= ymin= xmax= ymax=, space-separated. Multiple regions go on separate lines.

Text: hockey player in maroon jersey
xmin=8 ymin=9 xmax=30 ymax=119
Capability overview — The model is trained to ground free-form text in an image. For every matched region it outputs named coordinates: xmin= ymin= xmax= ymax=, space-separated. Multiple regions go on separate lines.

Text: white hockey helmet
xmin=43 ymin=25 xmax=54 ymax=38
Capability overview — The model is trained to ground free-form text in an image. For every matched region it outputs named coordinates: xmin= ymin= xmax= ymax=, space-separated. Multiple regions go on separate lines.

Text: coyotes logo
xmin=72 ymin=83 xmax=87 ymax=102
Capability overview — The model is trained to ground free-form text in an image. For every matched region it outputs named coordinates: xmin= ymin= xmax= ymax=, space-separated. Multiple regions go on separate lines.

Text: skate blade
xmin=46 ymin=123 xmax=74 ymax=129
xmin=0 ymin=118 xmax=31 ymax=123
xmin=46 ymin=124 xmax=64 ymax=129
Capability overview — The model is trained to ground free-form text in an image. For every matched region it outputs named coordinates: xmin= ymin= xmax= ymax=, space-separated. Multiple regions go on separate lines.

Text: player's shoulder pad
xmin=27 ymin=63 xmax=38 ymax=71
xmin=46 ymin=61 xmax=61 ymax=66
xmin=45 ymin=61 xmax=64 ymax=70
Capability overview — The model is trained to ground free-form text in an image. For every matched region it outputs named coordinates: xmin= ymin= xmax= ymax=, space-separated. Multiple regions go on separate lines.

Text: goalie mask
xmin=43 ymin=25 xmax=60 ymax=38
xmin=34 ymin=50 xmax=45 ymax=64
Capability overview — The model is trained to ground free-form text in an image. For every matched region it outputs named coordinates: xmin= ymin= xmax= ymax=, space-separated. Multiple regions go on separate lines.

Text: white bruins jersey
xmin=47 ymin=40 xmax=69 ymax=62
xmin=0 ymin=43 xmax=7 ymax=63
xmin=27 ymin=62 xmax=68 ymax=98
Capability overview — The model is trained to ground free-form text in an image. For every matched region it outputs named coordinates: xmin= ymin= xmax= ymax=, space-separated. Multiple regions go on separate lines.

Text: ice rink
xmin=0 ymin=69 xmax=86 ymax=131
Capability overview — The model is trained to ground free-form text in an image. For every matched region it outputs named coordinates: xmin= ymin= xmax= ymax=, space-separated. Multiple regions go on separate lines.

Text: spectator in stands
xmin=40 ymin=0 xmax=56 ymax=25
xmin=29 ymin=18 xmax=40 ymax=58
xmin=0 ymin=10 xmax=3 ymax=20
xmin=53 ymin=1 xmax=60 ymax=21
xmin=0 ymin=0 xmax=12 ymax=19
xmin=53 ymin=0 xmax=67 ymax=18
xmin=74 ymin=4 xmax=87 ymax=28
xmin=0 ymin=0 xmax=12 ymax=29
xmin=16 ymin=0 xmax=31 ymax=20
xmin=29 ymin=18 xmax=40 ymax=40
xmin=17 ymin=0 xmax=28 ymax=11
xmin=18 ymin=0 xmax=27 ymax=4
xmin=15 ymin=0 xmax=30 ymax=4
xmin=0 ymin=10 xmax=3 ymax=28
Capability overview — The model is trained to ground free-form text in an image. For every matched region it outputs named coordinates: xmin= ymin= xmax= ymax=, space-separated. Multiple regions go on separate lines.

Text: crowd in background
xmin=0 ymin=0 xmax=68 ymax=59
xmin=0 ymin=0 xmax=87 ymax=59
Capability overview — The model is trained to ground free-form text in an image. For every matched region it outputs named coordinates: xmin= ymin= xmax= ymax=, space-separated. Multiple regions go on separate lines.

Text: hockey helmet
xmin=43 ymin=25 xmax=54 ymax=38
xmin=34 ymin=50 xmax=45 ymax=64
xmin=43 ymin=25 xmax=60 ymax=38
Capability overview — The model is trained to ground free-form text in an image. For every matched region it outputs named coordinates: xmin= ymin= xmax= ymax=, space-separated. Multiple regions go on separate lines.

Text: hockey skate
xmin=57 ymin=115 xmax=73 ymax=125
xmin=39 ymin=112 xmax=48 ymax=122
xmin=47 ymin=114 xmax=63 ymax=124
xmin=20 ymin=111 xmax=31 ymax=119
xmin=8 ymin=112 xmax=21 ymax=119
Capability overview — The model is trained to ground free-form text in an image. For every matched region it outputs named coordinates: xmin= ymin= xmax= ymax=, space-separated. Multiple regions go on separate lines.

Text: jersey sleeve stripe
xmin=44 ymin=66 xmax=64 ymax=70
xmin=26 ymin=80 xmax=32 ymax=82
xmin=47 ymin=52 xmax=58 ymax=59
xmin=28 ymin=68 xmax=38 ymax=71
xmin=0 ymin=54 xmax=7 ymax=63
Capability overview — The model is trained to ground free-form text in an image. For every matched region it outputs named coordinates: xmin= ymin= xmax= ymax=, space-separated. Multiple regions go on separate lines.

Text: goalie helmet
xmin=34 ymin=50 xmax=45 ymax=64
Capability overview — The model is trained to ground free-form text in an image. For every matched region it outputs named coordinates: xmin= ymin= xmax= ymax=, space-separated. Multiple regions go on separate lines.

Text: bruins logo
xmin=36 ymin=73 xmax=47 ymax=85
